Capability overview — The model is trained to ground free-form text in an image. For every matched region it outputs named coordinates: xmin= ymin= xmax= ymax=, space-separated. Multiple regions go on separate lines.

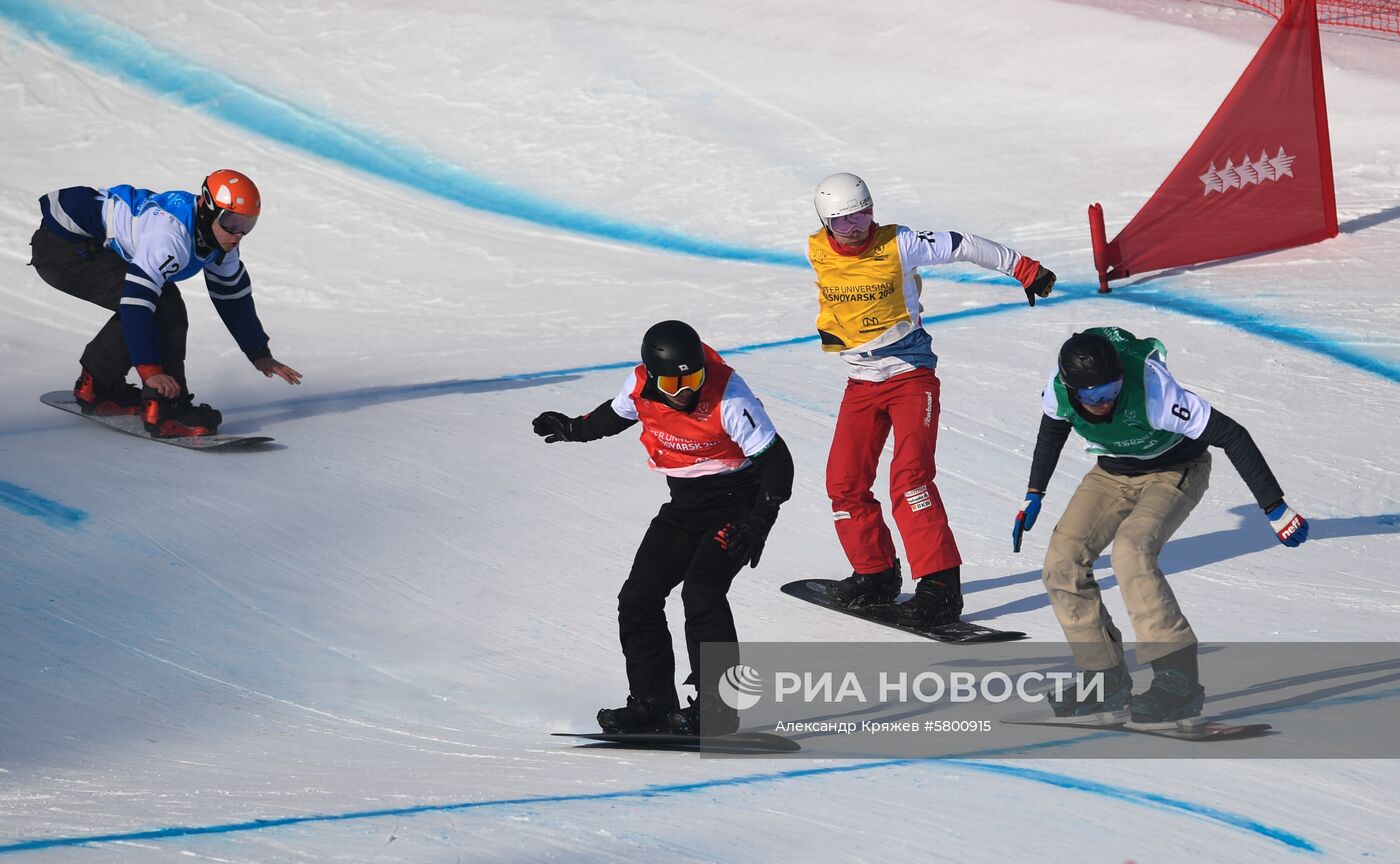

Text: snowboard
xmin=1001 ymin=712 xmax=1274 ymax=742
xmin=41 ymin=391 xmax=274 ymax=452
xmin=553 ymin=731 xmax=801 ymax=754
xmin=780 ymin=579 xmax=1026 ymax=643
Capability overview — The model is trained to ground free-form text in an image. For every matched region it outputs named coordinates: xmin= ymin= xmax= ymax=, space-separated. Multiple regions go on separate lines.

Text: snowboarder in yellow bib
xmin=808 ymin=172 xmax=1056 ymax=628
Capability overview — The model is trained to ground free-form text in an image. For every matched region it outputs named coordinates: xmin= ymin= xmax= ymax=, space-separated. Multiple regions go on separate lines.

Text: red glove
xmin=1013 ymin=256 xmax=1056 ymax=306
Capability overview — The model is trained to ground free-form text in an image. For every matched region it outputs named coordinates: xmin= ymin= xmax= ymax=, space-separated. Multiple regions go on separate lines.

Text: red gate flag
xmin=1089 ymin=0 xmax=1338 ymax=293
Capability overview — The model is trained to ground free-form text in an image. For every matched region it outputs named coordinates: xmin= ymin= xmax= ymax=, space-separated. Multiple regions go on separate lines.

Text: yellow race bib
xmin=808 ymin=224 xmax=909 ymax=351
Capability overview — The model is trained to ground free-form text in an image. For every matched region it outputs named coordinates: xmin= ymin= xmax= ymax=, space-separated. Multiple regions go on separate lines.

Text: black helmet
xmin=1058 ymin=331 xmax=1122 ymax=389
xmin=641 ymin=320 xmax=705 ymax=377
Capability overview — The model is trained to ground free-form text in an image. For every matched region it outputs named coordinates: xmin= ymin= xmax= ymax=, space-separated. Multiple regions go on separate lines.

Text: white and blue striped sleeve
xmin=38 ymin=187 xmax=106 ymax=241
xmin=204 ymin=249 xmax=270 ymax=359
xmin=118 ymin=213 xmax=189 ymax=368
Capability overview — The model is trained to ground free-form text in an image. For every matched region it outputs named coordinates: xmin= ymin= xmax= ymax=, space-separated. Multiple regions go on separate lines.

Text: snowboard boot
xmin=142 ymin=389 xmax=223 ymax=438
xmin=828 ymin=560 xmax=902 ymax=609
xmin=668 ymin=695 xmax=740 ymax=737
xmin=1049 ymin=662 xmax=1133 ymax=722
xmin=1131 ymin=645 xmax=1204 ymax=726
xmin=1130 ymin=669 xmax=1205 ymax=726
xmin=73 ymin=369 xmax=143 ymax=416
xmin=896 ymin=568 xmax=963 ymax=628
xmin=596 ymin=694 xmax=675 ymax=734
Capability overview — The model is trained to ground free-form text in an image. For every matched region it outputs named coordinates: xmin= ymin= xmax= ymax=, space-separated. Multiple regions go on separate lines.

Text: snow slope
xmin=1 ymin=0 xmax=1399 ymax=860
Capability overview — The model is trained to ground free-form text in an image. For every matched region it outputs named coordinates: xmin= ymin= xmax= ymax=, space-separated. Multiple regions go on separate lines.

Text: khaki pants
xmin=1042 ymin=454 xmax=1211 ymax=670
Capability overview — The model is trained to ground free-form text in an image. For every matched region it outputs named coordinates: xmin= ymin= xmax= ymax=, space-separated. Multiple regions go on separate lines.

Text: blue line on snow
xmin=0 ymin=7 xmax=1372 ymax=855
xmin=0 ymin=0 xmax=803 ymax=268
xmin=0 ymin=481 xmax=86 ymax=528
xmin=2 ymin=1 xmax=1396 ymax=386
xmin=288 ymin=282 xmax=1391 ymax=405
xmin=8 ymin=643 xmax=1389 ymax=854
xmin=487 ymin=293 xmax=1078 ymax=374
xmin=0 ymin=757 xmax=1316 ymax=854
xmin=949 ymin=761 xmax=1317 ymax=851
xmin=1101 ymin=285 xmax=1400 ymax=384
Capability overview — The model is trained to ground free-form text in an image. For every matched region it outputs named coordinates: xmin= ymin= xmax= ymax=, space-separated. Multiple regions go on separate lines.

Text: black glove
xmin=532 ymin=411 xmax=583 ymax=443
xmin=1013 ymin=256 xmax=1057 ymax=307
xmin=716 ymin=497 xmax=781 ymax=569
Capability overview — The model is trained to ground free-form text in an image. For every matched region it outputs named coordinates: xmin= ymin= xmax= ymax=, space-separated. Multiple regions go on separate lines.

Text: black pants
xmin=29 ymin=226 xmax=189 ymax=391
xmin=617 ymin=490 xmax=754 ymax=706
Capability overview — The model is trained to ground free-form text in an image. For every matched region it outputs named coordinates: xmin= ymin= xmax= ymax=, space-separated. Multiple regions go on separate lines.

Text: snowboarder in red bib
xmin=808 ymin=172 xmax=1056 ymax=626
xmin=532 ymin=321 xmax=793 ymax=736
xmin=28 ymin=170 xmax=301 ymax=437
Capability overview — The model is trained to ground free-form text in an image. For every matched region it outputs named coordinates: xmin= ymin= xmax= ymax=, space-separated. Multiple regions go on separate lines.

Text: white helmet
xmin=814 ymin=172 xmax=873 ymax=228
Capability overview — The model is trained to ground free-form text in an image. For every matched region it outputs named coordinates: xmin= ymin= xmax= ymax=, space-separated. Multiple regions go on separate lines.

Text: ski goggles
xmin=1076 ymin=378 xmax=1124 ymax=406
xmin=216 ymin=209 xmax=258 ymax=236
xmin=827 ymin=210 xmax=873 ymax=236
xmin=655 ymin=368 xmax=706 ymax=396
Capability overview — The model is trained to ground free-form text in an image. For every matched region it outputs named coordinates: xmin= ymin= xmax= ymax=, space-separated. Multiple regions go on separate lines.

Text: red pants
xmin=826 ymin=368 xmax=961 ymax=577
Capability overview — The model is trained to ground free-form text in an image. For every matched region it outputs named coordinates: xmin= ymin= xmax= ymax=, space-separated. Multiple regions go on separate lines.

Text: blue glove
xmin=1013 ymin=492 xmax=1044 ymax=553
xmin=1266 ymin=502 xmax=1309 ymax=547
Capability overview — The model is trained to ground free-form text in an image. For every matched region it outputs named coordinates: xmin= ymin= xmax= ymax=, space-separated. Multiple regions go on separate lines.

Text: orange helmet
xmin=202 ymin=169 xmax=260 ymax=215
xmin=199 ymin=169 xmax=260 ymax=238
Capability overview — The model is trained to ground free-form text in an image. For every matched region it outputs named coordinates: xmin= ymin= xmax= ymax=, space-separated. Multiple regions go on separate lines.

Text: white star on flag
xmin=1236 ymin=155 xmax=1260 ymax=186
xmin=1200 ymin=162 xmax=1224 ymax=195
xmin=1255 ymin=149 xmax=1276 ymax=181
xmin=1220 ymin=159 xmax=1242 ymax=190
xmin=1201 ymin=146 xmax=1297 ymax=197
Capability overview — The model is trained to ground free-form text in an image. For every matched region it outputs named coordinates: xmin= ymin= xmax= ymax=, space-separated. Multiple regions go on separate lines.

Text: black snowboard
xmin=42 ymin=391 xmax=273 ymax=451
xmin=553 ymin=731 xmax=800 ymax=754
xmin=780 ymin=579 xmax=1026 ymax=643
xmin=1001 ymin=712 xmax=1274 ymax=742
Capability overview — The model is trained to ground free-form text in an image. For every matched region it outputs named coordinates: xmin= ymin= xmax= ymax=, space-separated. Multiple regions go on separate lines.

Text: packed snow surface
xmin=1 ymin=0 xmax=1398 ymax=860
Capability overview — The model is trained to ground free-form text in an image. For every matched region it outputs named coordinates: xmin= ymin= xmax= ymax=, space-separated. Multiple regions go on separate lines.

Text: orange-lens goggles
xmin=655 ymin=368 xmax=705 ymax=396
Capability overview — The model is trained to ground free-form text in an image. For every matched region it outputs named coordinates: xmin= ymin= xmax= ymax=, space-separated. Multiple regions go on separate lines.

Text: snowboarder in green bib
xmin=1012 ymin=327 xmax=1309 ymax=725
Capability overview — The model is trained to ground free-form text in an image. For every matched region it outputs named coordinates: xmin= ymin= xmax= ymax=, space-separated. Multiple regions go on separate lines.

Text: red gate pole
xmin=1088 ymin=203 xmax=1112 ymax=294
